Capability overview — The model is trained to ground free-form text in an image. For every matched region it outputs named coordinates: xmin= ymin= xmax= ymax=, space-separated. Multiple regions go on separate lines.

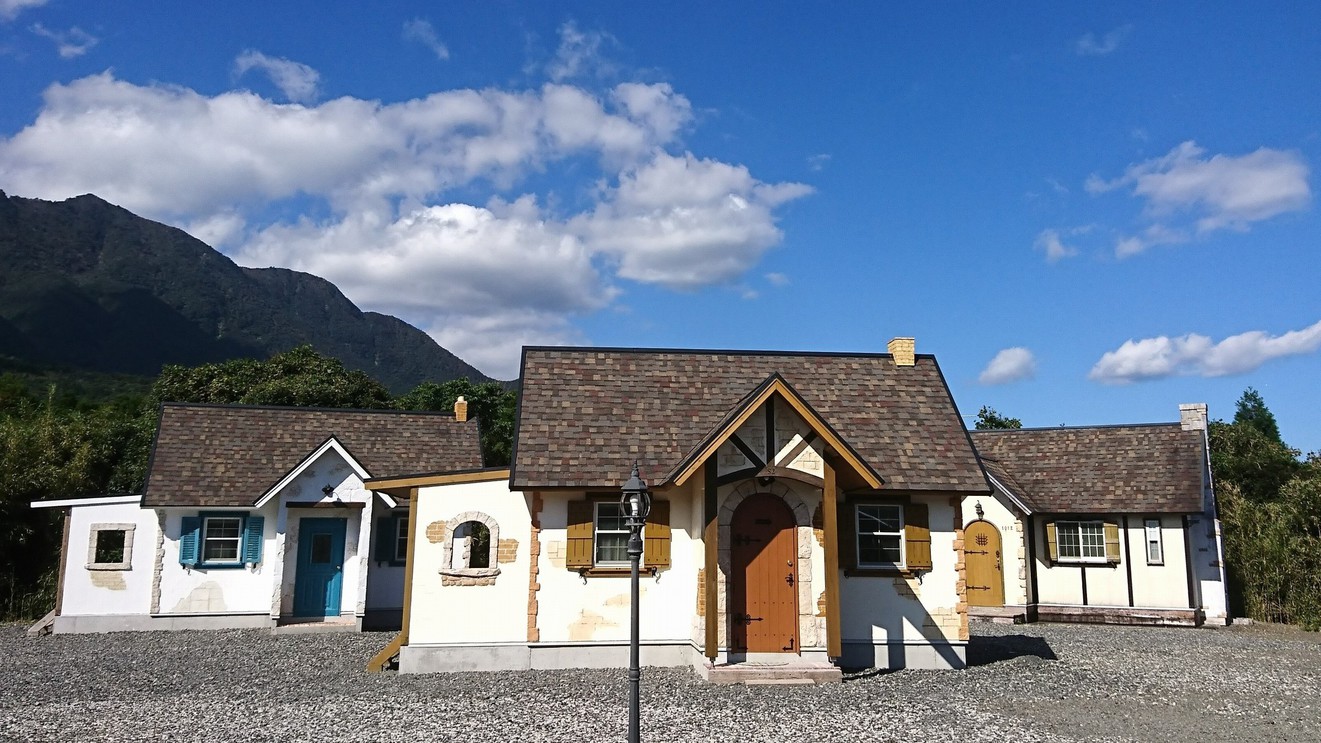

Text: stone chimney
xmin=1179 ymin=403 xmax=1207 ymax=431
xmin=454 ymin=396 xmax=469 ymax=422
xmin=887 ymin=337 xmax=915 ymax=367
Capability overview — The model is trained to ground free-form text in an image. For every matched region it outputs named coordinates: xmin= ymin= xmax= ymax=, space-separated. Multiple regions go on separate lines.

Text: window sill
xmin=1052 ymin=559 xmax=1119 ymax=567
xmin=86 ymin=563 xmax=131 ymax=571
xmin=188 ymin=562 xmax=249 ymax=570
xmin=845 ymin=567 xmax=918 ymax=578
xmin=439 ymin=567 xmax=501 ymax=579
xmin=577 ymin=567 xmax=657 ymax=578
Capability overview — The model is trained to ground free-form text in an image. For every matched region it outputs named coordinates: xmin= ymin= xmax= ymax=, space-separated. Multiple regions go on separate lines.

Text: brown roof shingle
xmin=143 ymin=404 xmax=483 ymax=507
xmin=511 ymin=347 xmax=988 ymax=492
xmin=970 ymin=424 xmax=1205 ymax=514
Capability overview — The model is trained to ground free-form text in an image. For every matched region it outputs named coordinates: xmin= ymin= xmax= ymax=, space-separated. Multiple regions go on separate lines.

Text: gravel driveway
xmin=1 ymin=621 xmax=1317 ymax=742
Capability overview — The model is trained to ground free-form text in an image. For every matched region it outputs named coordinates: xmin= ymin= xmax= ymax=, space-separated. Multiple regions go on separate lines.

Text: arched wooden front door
xmin=730 ymin=493 xmax=799 ymax=653
xmin=964 ymin=520 xmax=1005 ymax=606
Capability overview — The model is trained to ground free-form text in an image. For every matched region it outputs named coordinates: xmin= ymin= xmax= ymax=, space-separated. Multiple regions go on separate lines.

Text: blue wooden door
xmin=293 ymin=517 xmax=347 ymax=617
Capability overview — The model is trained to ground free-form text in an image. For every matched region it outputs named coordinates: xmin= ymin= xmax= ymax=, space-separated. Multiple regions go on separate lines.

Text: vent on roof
xmin=887 ymin=337 xmax=915 ymax=367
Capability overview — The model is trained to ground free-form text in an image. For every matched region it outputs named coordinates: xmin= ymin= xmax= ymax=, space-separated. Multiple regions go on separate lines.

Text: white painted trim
xmin=378 ymin=492 xmax=398 ymax=509
xmin=253 ymin=437 xmax=371 ymax=508
xmin=984 ymin=472 xmax=1033 ymax=515
xmin=31 ymin=494 xmax=142 ymax=509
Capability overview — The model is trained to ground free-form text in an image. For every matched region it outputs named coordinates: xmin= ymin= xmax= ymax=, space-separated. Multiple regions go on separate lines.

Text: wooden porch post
xmin=822 ymin=460 xmax=843 ymax=659
xmin=704 ymin=459 xmax=719 ymax=661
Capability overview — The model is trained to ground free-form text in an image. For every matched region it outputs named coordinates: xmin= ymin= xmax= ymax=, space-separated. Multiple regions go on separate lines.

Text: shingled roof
xmin=511 ymin=347 xmax=988 ymax=492
xmin=970 ymin=424 xmax=1206 ymax=514
xmin=143 ymin=404 xmax=483 ymax=507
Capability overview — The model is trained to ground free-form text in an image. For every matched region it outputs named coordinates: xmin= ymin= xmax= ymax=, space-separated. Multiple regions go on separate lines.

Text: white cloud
xmin=547 ymin=21 xmax=617 ymax=82
xmin=1033 ymin=228 xmax=1078 ymax=262
xmin=403 ymin=19 xmax=449 ymax=60
xmin=0 ymin=72 xmax=808 ymax=375
xmin=807 ymin=154 xmax=830 ymax=172
xmin=1 ymin=0 xmax=46 ymax=21
xmin=30 ymin=23 xmax=97 ymax=58
xmin=1087 ymin=141 xmax=1310 ymax=257
xmin=979 ymin=347 xmax=1037 ymax=385
xmin=765 ymin=272 xmax=790 ymax=287
xmin=234 ymin=50 xmax=321 ymax=104
xmin=1089 ymin=320 xmax=1321 ymax=384
xmin=573 ymin=151 xmax=811 ymax=289
xmin=1075 ymin=25 xmax=1132 ymax=56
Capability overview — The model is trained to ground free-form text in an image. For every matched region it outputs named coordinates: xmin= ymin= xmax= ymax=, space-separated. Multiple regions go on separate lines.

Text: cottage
xmin=963 ymin=405 xmax=1228 ymax=626
xmin=32 ymin=402 xmax=481 ymax=633
xmin=368 ymin=340 xmax=991 ymax=678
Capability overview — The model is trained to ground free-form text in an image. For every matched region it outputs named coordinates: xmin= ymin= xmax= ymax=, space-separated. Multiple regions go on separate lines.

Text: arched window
xmin=453 ymin=520 xmax=491 ymax=569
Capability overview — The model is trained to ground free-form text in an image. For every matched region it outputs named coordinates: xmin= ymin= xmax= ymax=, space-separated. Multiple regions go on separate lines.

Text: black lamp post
xmin=620 ymin=462 xmax=651 ymax=743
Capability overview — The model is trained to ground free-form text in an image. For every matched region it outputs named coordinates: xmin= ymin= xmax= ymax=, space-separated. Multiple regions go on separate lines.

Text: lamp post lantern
xmin=620 ymin=461 xmax=651 ymax=743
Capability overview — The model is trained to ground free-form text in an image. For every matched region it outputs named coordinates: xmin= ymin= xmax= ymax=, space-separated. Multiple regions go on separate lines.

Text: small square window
xmin=86 ymin=523 xmax=134 ymax=570
xmin=202 ymin=516 xmax=243 ymax=564
xmin=1056 ymin=521 xmax=1107 ymax=562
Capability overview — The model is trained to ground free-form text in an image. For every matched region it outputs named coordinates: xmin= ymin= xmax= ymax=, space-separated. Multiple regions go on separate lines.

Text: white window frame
xmin=393 ymin=513 xmax=409 ymax=563
xmin=86 ymin=523 xmax=135 ymax=570
xmin=1056 ymin=520 xmax=1107 ymax=563
xmin=593 ymin=501 xmax=631 ymax=567
xmin=1144 ymin=518 xmax=1164 ymax=565
xmin=202 ymin=515 xmax=244 ymax=566
xmin=855 ymin=503 xmax=905 ymax=569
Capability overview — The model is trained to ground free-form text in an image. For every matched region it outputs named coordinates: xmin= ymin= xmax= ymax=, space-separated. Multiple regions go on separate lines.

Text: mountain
xmin=0 ymin=191 xmax=493 ymax=392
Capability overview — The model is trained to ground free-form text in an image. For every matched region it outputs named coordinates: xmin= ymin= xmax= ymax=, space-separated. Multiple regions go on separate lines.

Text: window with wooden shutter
xmin=1045 ymin=521 xmax=1058 ymax=563
xmin=643 ymin=500 xmax=671 ymax=570
xmin=374 ymin=517 xmax=394 ymax=563
xmin=566 ymin=499 xmax=594 ymax=570
xmin=904 ymin=502 xmax=932 ymax=571
xmin=1051 ymin=520 xmax=1118 ymax=564
xmin=838 ymin=500 xmax=857 ymax=572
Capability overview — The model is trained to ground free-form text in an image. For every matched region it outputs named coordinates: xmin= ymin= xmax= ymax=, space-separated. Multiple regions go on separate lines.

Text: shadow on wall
xmin=965 ymin=633 xmax=1057 ymax=667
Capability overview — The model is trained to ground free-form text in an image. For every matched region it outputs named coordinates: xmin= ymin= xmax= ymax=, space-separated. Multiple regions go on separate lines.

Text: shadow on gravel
xmin=966 ymin=634 xmax=1057 ymax=666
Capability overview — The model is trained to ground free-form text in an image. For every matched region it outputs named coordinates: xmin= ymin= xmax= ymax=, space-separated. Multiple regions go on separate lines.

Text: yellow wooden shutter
xmin=566 ymin=500 xmax=594 ymax=570
xmin=1045 ymin=522 xmax=1058 ymax=563
xmin=644 ymin=500 xmax=671 ymax=569
xmin=838 ymin=501 xmax=856 ymax=572
xmin=1104 ymin=521 xmax=1122 ymax=564
xmin=904 ymin=502 xmax=933 ymax=571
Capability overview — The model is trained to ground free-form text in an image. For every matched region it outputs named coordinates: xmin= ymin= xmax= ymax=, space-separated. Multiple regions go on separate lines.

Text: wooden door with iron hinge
xmin=965 ymin=520 xmax=1005 ymax=606
xmin=730 ymin=493 xmax=799 ymax=653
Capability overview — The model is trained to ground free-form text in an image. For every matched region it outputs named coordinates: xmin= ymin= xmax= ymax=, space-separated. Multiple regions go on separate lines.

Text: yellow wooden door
xmin=964 ymin=520 xmax=1005 ymax=606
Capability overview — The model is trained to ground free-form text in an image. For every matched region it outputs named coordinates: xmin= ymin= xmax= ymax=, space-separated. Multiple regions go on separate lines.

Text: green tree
xmin=396 ymin=378 xmax=518 ymax=466
xmin=1234 ymin=387 xmax=1283 ymax=444
xmin=1209 ymin=420 xmax=1300 ymax=503
xmin=974 ymin=406 xmax=1022 ymax=430
xmin=152 ymin=345 xmax=392 ymax=409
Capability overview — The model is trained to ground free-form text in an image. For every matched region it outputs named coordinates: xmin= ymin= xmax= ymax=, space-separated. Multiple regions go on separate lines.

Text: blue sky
xmin=2 ymin=2 xmax=1319 ymax=452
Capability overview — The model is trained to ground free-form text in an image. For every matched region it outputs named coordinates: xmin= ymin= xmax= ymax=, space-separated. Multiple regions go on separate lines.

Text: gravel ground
xmin=1 ymin=621 xmax=1318 ymax=742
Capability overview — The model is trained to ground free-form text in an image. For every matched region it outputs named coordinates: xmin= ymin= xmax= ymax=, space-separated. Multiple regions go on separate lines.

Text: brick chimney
xmin=887 ymin=337 xmax=915 ymax=367
xmin=1179 ymin=403 xmax=1207 ymax=431
xmin=454 ymin=395 xmax=469 ymax=422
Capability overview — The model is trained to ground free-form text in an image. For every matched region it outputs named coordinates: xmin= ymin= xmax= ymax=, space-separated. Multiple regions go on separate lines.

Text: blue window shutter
xmin=374 ymin=517 xmax=393 ymax=563
xmin=179 ymin=517 xmax=201 ymax=566
xmin=242 ymin=516 xmax=265 ymax=564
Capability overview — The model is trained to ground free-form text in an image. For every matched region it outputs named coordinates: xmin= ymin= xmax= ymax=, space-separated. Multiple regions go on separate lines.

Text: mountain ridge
xmin=0 ymin=191 xmax=493 ymax=392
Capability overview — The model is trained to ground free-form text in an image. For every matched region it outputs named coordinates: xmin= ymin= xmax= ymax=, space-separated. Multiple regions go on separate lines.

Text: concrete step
xmin=698 ymin=661 xmax=842 ymax=685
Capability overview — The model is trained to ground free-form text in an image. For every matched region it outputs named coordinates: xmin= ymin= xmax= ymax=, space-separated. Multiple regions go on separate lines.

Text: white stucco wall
xmin=157 ymin=505 xmax=276 ymax=615
xmin=58 ymin=500 xmax=159 ymax=617
xmin=408 ymin=478 xmax=533 ymax=646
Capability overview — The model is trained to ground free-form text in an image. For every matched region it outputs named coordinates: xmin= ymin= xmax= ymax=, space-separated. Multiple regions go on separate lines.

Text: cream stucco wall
xmin=961 ymin=492 xmax=1030 ymax=605
xmin=535 ymin=485 xmax=700 ymax=646
xmin=157 ymin=505 xmax=276 ymax=615
xmin=408 ymin=478 xmax=533 ymax=646
xmin=1032 ymin=515 xmax=1193 ymax=610
xmin=58 ymin=499 xmax=160 ymax=617
xmin=839 ymin=495 xmax=965 ymax=646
